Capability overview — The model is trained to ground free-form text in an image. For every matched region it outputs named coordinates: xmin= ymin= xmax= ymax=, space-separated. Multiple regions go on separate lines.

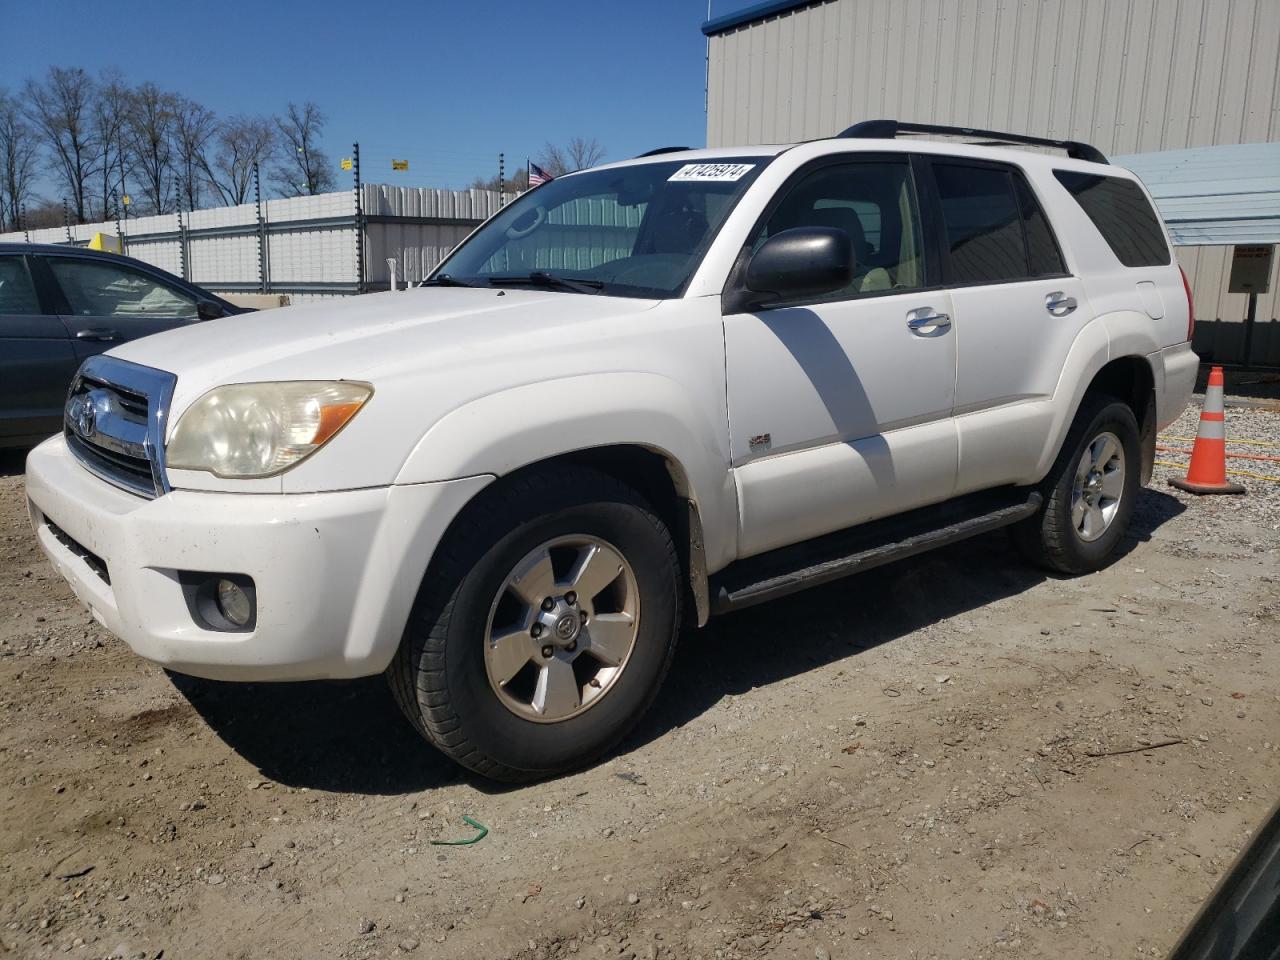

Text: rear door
xmin=0 ymin=253 xmax=77 ymax=445
xmin=41 ymin=253 xmax=203 ymax=362
xmin=922 ymin=158 xmax=1089 ymax=494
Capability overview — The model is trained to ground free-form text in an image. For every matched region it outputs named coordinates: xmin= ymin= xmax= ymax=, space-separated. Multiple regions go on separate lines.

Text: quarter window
xmin=0 ymin=257 xmax=42 ymax=315
xmin=1053 ymin=170 xmax=1170 ymax=268
xmin=751 ymin=160 xmax=925 ymax=298
xmin=933 ymin=163 xmax=1065 ymax=284
xmin=48 ymin=259 xmax=199 ymax=320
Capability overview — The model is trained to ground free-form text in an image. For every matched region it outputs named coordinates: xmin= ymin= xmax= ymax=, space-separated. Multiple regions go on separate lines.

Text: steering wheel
xmin=505 ymin=205 xmax=546 ymax=240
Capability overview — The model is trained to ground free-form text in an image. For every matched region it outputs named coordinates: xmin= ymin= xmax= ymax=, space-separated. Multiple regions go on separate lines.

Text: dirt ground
xmin=2 ymin=395 xmax=1277 ymax=960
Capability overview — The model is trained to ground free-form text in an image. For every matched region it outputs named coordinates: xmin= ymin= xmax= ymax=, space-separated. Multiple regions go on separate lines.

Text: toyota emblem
xmin=68 ymin=388 xmax=112 ymax=440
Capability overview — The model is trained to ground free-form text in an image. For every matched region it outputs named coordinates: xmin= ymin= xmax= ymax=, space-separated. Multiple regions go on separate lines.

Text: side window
xmin=1013 ymin=176 xmax=1067 ymax=277
xmin=47 ymin=258 xmax=199 ymax=320
xmin=934 ymin=162 xmax=1064 ymax=284
xmin=0 ymin=257 xmax=43 ymax=315
xmin=752 ymin=160 xmax=924 ymax=297
xmin=1053 ymin=170 xmax=1170 ymax=267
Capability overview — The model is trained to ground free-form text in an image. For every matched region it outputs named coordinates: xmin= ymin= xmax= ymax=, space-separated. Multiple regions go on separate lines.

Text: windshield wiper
xmin=421 ymin=273 xmax=478 ymax=287
xmin=486 ymin=272 xmax=604 ymax=295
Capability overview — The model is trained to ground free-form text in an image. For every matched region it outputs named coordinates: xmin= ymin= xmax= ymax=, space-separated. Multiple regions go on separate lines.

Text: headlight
xmin=166 ymin=381 xmax=372 ymax=478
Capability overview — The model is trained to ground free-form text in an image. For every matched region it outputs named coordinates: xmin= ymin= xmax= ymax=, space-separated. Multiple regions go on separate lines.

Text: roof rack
xmin=838 ymin=119 xmax=1108 ymax=165
xmin=635 ymin=146 xmax=691 ymax=158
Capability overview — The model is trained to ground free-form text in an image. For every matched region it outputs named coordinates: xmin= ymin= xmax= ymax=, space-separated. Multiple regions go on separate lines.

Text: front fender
xmin=394 ymin=372 xmax=739 ymax=571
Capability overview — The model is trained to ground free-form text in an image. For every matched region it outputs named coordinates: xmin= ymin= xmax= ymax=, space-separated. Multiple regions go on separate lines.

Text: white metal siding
xmin=706 ymin=0 xmax=1280 ymax=346
xmin=0 ymin=187 xmax=507 ymax=294
xmin=707 ymin=0 xmax=1280 ymax=152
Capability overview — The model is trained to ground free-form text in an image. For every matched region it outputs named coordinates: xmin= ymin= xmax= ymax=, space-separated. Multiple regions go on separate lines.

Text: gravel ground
xmin=1 ymin=387 xmax=1277 ymax=960
xmin=1154 ymin=397 xmax=1280 ymax=522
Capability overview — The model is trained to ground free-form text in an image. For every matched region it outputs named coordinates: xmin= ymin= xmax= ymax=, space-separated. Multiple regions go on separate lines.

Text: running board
xmin=710 ymin=488 xmax=1042 ymax=614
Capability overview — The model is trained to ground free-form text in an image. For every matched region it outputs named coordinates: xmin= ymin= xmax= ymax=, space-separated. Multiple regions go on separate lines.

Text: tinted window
xmin=934 ymin=163 xmax=1064 ymax=284
xmin=48 ymin=258 xmax=199 ymax=320
xmin=1053 ymin=170 xmax=1170 ymax=267
xmin=0 ymin=257 xmax=42 ymax=315
xmin=753 ymin=160 xmax=924 ymax=297
xmin=1014 ymin=177 xmax=1067 ymax=277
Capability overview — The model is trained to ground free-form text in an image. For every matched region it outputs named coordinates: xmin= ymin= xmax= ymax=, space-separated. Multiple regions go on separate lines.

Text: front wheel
xmin=388 ymin=466 xmax=681 ymax=782
xmin=1012 ymin=395 xmax=1142 ymax=575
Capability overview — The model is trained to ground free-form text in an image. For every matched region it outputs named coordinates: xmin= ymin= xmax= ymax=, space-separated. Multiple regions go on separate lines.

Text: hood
xmin=111 ymin=286 xmax=660 ymax=415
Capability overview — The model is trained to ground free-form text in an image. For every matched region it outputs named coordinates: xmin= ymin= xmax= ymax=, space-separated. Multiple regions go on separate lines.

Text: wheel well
xmin=1084 ymin=356 xmax=1157 ymax=483
xmin=468 ymin=445 xmax=709 ymax=627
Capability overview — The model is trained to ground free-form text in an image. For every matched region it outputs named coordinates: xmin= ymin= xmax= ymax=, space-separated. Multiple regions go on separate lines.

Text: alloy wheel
xmin=483 ymin=535 xmax=640 ymax=723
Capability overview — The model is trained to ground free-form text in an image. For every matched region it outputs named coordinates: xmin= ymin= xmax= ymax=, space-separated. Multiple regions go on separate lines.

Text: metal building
xmin=703 ymin=0 xmax=1280 ymax=363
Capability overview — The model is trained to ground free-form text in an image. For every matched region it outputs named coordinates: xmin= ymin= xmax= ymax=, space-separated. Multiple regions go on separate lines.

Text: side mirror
xmin=196 ymin=299 xmax=225 ymax=321
xmin=743 ymin=226 xmax=855 ymax=307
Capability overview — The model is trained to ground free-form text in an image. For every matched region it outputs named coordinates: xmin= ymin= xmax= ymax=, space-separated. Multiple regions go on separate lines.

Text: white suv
xmin=26 ymin=121 xmax=1198 ymax=781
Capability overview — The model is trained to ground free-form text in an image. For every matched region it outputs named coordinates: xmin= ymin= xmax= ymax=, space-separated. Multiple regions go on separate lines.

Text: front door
xmin=723 ymin=157 xmax=958 ymax=558
xmin=0 ymin=254 xmax=77 ymax=445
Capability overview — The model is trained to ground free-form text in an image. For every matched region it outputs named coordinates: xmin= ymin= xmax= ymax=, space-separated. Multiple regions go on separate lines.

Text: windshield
xmin=429 ymin=157 xmax=770 ymax=298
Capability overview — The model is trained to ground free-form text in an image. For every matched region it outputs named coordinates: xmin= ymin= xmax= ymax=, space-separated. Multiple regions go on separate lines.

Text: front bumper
xmin=25 ymin=435 xmax=492 ymax=681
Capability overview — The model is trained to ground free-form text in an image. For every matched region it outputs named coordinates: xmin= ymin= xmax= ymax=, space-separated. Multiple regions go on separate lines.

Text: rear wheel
xmin=1012 ymin=395 xmax=1141 ymax=574
xmin=389 ymin=466 xmax=681 ymax=782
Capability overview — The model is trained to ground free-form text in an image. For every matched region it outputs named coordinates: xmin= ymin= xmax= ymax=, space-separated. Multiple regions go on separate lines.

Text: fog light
xmin=215 ymin=578 xmax=252 ymax=627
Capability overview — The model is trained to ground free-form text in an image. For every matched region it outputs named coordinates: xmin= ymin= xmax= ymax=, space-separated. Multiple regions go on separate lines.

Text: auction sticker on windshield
xmin=668 ymin=163 xmax=756 ymax=182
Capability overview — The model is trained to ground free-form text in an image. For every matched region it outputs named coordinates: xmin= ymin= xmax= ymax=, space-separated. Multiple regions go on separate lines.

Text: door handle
xmin=906 ymin=308 xmax=951 ymax=333
xmin=1045 ymin=292 xmax=1077 ymax=316
xmin=76 ymin=328 xmax=122 ymax=342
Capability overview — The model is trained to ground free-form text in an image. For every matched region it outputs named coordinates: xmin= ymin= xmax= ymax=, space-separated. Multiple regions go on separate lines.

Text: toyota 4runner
xmin=25 ymin=120 xmax=1198 ymax=781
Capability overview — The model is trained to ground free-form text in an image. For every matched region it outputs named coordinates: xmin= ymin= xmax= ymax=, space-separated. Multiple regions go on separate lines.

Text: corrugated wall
xmin=362 ymin=185 xmax=504 ymax=286
xmin=706 ymin=0 xmax=1280 ymax=357
xmin=0 ymin=187 xmax=506 ymax=299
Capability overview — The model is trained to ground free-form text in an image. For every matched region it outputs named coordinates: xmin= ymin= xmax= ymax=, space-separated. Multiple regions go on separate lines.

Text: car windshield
xmin=428 ymin=157 xmax=770 ymax=298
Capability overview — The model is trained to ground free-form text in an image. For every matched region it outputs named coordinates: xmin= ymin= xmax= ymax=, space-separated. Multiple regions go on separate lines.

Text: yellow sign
xmin=121 ymin=194 xmax=131 ymax=206
xmin=340 ymin=158 xmax=352 ymax=170
xmin=88 ymin=232 xmax=123 ymax=253
xmin=391 ymin=159 xmax=409 ymax=171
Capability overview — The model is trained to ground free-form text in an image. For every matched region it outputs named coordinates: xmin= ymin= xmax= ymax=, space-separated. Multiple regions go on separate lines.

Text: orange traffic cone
xmin=1169 ymin=366 xmax=1246 ymax=495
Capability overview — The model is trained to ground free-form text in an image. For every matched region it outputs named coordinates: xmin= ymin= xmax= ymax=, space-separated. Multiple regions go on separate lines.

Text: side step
xmin=709 ymin=488 xmax=1043 ymax=614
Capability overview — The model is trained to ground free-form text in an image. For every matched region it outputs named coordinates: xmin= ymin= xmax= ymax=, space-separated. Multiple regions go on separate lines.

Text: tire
xmin=388 ymin=465 xmax=682 ymax=782
xmin=1012 ymin=394 xmax=1142 ymax=575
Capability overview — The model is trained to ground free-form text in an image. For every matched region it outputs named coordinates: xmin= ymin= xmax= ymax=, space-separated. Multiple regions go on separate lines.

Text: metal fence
xmin=0 ymin=185 xmax=506 ymax=301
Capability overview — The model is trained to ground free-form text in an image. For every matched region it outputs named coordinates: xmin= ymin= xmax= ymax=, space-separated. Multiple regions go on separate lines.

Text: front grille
xmin=64 ymin=356 xmax=177 ymax=499
xmin=44 ymin=517 xmax=110 ymax=584
xmin=84 ymin=375 xmax=149 ymax=418
xmin=66 ymin=430 xmax=155 ymax=490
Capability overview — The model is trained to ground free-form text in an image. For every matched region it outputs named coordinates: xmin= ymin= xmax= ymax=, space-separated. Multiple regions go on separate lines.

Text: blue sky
xmin=2 ymin=0 xmax=759 ymax=195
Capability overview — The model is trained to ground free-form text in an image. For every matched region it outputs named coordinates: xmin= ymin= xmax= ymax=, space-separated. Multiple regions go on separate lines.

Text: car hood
xmin=111 ymin=287 xmax=661 ymax=415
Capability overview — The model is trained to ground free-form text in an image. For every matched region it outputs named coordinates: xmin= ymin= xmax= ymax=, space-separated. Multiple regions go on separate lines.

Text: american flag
xmin=528 ymin=162 xmax=554 ymax=188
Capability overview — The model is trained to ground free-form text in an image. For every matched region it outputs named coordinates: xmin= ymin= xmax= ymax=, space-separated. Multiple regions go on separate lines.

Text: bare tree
xmin=470 ymin=168 xmax=529 ymax=194
xmin=17 ymin=199 xmax=68 ymax=230
xmin=201 ymin=115 xmax=274 ymax=206
xmin=0 ymin=90 xmax=38 ymax=232
xmin=24 ymin=67 xmax=98 ymax=222
xmin=91 ymin=70 xmax=132 ymax=219
xmin=566 ymin=136 xmax=606 ymax=170
xmin=537 ymin=136 xmax=606 ymax=177
xmin=173 ymin=97 xmax=218 ymax=211
xmin=271 ymin=102 xmax=334 ymax=197
xmin=125 ymin=81 xmax=178 ymax=213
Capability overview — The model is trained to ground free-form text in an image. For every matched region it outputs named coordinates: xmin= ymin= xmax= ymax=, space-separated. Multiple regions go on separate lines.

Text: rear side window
xmin=932 ymin=163 xmax=1066 ymax=284
xmin=0 ymin=256 xmax=42 ymax=315
xmin=1053 ymin=171 xmax=1170 ymax=267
